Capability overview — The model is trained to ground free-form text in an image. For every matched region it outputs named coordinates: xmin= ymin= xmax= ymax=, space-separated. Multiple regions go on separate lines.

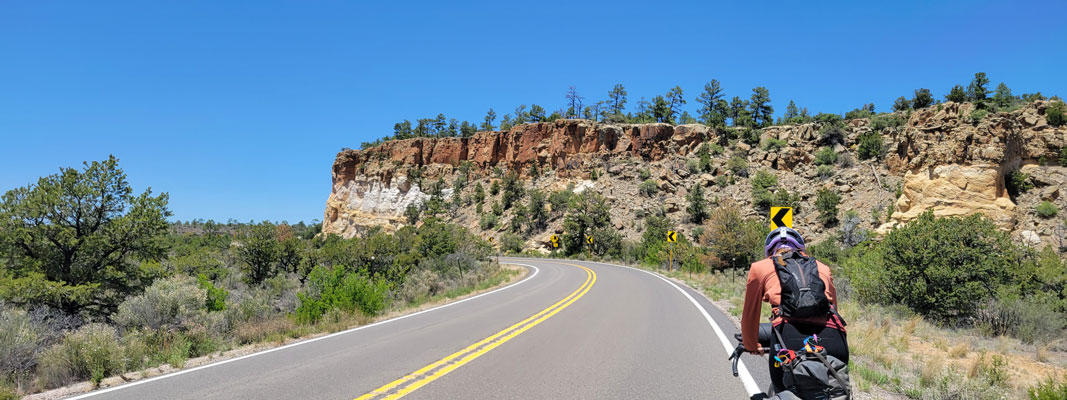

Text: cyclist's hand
xmin=744 ymin=344 xmax=763 ymax=355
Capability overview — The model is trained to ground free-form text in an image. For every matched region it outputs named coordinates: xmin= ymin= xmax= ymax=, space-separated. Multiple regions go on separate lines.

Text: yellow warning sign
xmin=770 ymin=207 xmax=793 ymax=229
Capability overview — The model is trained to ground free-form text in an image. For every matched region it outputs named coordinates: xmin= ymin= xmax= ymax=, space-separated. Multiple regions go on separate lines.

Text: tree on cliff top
xmin=0 ymin=156 xmax=171 ymax=318
xmin=666 ymin=86 xmax=686 ymax=124
xmin=565 ymin=86 xmax=584 ymax=119
xmin=481 ymin=108 xmax=496 ymax=131
xmin=967 ymin=72 xmax=990 ymax=103
xmin=608 ymin=84 xmax=627 ymax=116
xmin=912 ymin=88 xmax=933 ymax=108
xmin=946 ymin=85 xmax=968 ymax=103
xmin=697 ymin=80 xmax=728 ymax=128
xmin=749 ymin=86 xmax=774 ymax=127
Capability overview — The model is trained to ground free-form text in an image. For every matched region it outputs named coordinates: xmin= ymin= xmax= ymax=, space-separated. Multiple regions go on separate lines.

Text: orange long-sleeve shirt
xmin=741 ymin=254 xmax=842 ymax=353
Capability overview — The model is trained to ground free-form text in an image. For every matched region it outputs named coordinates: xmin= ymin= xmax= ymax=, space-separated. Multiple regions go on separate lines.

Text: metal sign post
xmin=666 ymin=230 xmax=677 ymax=272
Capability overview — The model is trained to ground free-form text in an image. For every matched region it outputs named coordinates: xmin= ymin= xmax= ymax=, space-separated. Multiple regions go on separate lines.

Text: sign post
xmin=666 ymin=230 xmax=677 ymax=272
xmin=550 ymin=234 xmax=560 ymax=254
xmin=586 ymin=235 xmax=593 ymax=258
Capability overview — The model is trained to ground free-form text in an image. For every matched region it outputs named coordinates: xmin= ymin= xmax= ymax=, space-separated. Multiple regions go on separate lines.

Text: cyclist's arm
xmin=741 ymin=265 xmax=765 ymax=354
xmin=817 ymin=261 xmax=839 ymax=309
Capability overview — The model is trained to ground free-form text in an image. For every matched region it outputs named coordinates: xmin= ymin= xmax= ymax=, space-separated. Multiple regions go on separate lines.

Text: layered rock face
xmin=324 ymin=101 xmax=1066 ymax=249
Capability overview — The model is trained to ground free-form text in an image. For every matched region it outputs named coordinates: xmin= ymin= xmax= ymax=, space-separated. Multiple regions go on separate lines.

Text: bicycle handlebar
xmin=728 ymin=342 xmax=769 ymax=377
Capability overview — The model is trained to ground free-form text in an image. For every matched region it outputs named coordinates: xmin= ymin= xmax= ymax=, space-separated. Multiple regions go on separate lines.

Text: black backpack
xmin=772 ymin=251 xmax=830 ymax=319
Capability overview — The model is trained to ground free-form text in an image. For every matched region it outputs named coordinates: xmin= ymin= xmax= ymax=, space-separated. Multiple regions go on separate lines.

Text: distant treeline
xmin=361 ymin=72 xmax=1058 ymax=150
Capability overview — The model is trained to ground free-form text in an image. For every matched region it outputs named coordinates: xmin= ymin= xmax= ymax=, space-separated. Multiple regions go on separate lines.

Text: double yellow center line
xmin=355 ymin=263 xmax=596 ymax=400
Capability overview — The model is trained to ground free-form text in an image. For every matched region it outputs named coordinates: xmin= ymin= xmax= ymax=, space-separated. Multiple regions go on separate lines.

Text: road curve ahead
xmin=70 ymin=258 xmax=770 ymax=400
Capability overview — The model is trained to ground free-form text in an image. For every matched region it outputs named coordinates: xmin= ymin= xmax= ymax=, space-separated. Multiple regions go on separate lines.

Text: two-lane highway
xmin=71 ymin=258 xmax=770 ymax=400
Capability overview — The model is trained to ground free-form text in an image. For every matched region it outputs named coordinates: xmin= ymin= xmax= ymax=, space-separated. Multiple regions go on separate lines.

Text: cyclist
xmin=741 ymin=227 xmax=848 ymax=394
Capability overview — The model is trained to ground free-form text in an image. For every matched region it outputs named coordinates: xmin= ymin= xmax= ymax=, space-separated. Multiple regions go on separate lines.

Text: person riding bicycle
xmin=741 ymin=227 xmax=848 ymax=395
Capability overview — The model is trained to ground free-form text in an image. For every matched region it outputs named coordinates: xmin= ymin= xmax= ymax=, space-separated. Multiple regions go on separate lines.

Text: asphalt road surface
xmin=71 ymin=258 xmax=772 ymax=400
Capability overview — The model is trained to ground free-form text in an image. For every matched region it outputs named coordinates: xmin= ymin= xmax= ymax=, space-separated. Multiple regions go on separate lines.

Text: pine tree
xmin=608 ymin=84 xmax=627 ymax=115
xmin=783 ymin=100 xmax=799 ymax=122
xmin=481 ymin=108 xmax=497 ymax=131
xmin=913 ymin=88 xmax=934 ymax=108
xmin=565 ymin=86 xmax=584 ymax=118
xmin=528 ymin=104 xmax=546 ymax=122
xmin=993 ymin=82 xmax=1013 ymax=109
xmin=729 ymin=96 xmax=748 ymax=126
xmin=946 ymin=85 xmax=968 ymax=103
xmin=893 ymin=96 xmax=912 ymax=112
xmin=967 ymin=72 xmax=990 ymax=102
xmin=748 ymin=87 xmax=774 ymax=127
xmin=687 ymin=183 xmax=709 ymax=224
xmin=697 ymin=80 xmax=728 ymax=127
xmin=666 ymin=86 xmax=686 ymax=123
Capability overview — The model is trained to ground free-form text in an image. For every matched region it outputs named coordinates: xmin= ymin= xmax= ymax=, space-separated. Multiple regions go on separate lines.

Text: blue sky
xmin=2 ymin=1 xmax=1065 ymax=224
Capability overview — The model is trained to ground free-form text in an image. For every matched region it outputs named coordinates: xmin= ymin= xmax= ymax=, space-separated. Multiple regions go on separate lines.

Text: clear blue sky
xmin=2 ymin=1 xmax=1065 ymax=224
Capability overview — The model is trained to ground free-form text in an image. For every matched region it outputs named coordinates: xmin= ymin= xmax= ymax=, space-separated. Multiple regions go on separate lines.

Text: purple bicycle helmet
xmin=764 ymin=227 xmax=806 ymax=258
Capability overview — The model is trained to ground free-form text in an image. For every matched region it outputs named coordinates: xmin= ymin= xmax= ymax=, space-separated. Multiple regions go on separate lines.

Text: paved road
xmin=72 ymin=258 xmax=771 ymax=400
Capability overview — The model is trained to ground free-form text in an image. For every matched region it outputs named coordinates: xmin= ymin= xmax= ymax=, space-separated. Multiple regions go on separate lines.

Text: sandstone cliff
xmin=324 ymin=101 xmax=1067 ymax=251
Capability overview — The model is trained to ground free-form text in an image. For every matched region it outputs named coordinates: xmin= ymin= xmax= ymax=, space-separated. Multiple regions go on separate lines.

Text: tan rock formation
xmin=879 ymin=164 xmax=1016 ymax=233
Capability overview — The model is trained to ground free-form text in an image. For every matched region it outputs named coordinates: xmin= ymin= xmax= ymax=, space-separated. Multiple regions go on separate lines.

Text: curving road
xmin=70 ymin=258 xmax=771 ymax=400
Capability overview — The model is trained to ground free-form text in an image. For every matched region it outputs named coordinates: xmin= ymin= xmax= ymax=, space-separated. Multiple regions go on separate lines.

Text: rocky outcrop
xmin=879 ymin=164 xmax=1017 ymax=232
xmin=324 ymin=101 xmax=1067 ymax=246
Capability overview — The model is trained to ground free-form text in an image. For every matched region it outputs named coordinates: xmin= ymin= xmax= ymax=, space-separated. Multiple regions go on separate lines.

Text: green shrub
xmin=762 ymin=138 xmax=787 ymax=151
xmin=295 ymin=266 xmax=390 ymax=324
xmin=687 ymin=183 xmax=709 ymax=224
xmin=716 ymin=175 xmax=729 ymax=187
xmin=750 ymin=170 xmax=778 ymax=211
xmin=814 ymin=147 xmax=838 ymax=166
xmin=1029 ymin=375 xmax=1067 ymax=400
xmin=1061 ymin=147 xmax=1067 ymax=167
xmin=1037 ymin=201 xmax=1059 ymax=218
xmin=815 ymin=188 xmax=840 ymax=226
xmin=969 ymin=109 xmax=988 ymax=124
xmin=1047 ymin=101 xmax=1066 ymax=127
xmin=685 ymin=158 xmax=701 ymax=174
xmin=0 ymin=306 xmax=43 ymax=383
xmin=1007 ymin=170 xmax=1034 ymax=198
xmin=975 ymin=297 xmax=1065 ymax=344
xmin=639 ymin=179 xmax=659 ymax=197
xmin=695 ymin=143 xmax=722 ymax=170
xmin=819 ymin=122 xmax=847 ymax=145
xmin=844 ymin=212 xmax=1018 ymax=322
xmin=38 ymin=324 xmax=123 ymax=388
xmin=638 ymin=168 xmax=651 ymax=180
xmin=857 ymin=132 xmax=886 ymax=160
xmin=870 ymin=113 xmax=904 ymax=131
xmin=198 ymin=275 xmax=228 ymax=312
xmin=727 ymin=156 xmax=748 ymax=177
xmin=816 ymin=165 xmax=834 ymax=179
xmin=838 ymin=210 xmax=868 ymax=248
xmin=489 ymin=180 xmax=500 ymax=196
xmin=479 ymin=212 xmax=498 ymax=230
xmin=501 ymin=233 xmax=524 ymax=254
xmin=114 ymin=275 xmax=207 ymax=332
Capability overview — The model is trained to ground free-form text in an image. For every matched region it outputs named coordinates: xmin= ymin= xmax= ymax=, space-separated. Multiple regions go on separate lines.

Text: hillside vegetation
xmin=328 ymin=72 xmax=1067 ymax=399
xmin=0 ymin=157 xmax=507 ymax=398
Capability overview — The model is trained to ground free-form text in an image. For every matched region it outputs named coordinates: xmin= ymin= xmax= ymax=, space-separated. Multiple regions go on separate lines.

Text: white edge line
xmin=66 ymin=264 xmax=540 ymax=399
xmin=504 ymin=257 xmax=762 ymax=397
